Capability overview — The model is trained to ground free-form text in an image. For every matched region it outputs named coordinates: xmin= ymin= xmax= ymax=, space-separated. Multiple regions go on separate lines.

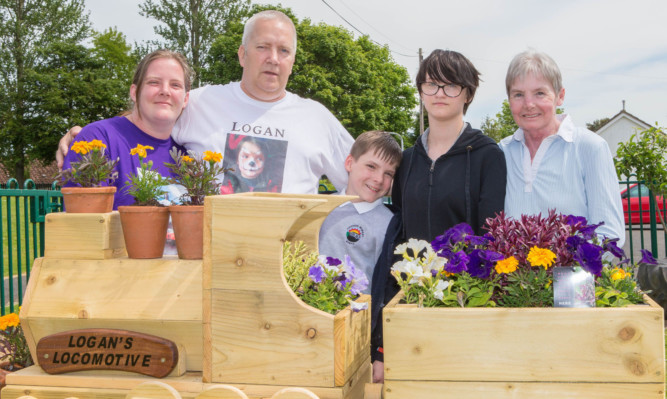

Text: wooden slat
xmin=333 ymin=295 xmax=371 ymax=386
xmin=44 ymin=212 xmax=126 ymax=259
xmin=383 ymin=381 xmax=665 ymax=399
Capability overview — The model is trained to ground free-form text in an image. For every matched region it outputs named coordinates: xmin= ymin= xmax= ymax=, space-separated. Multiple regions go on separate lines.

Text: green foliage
xmin=0 ymin=311 xmax=33 ymax=369
xmin=282 ymin=241 xmax=365 ymax=315
xmin=124 ymin=145 xmax=169 ymax=206
xmin=139 ymin=0 xmax=250 ymax=87
xmin=205 ymin=4 xmax=417 ymax=139
xmin=56 ymin=140 xmax=119 ymax=187
xmin=165 ymin=148 xmax=231 ymax=205
xmin=480 ymin=100 xmax=518 ymax=142
xmin=441 ymin=273 xmax=498 ymax=308
xmin=595 ymin=266 xmax=645 ymax=307
xmin=0 ymin=0 xmax=91 ymax=185
xmin=586 ymin=117 xmax=610 ymax=132
xmin=614 ymin=125 xmax=667 ymax=230
xmin=498 ymin=268 xmax=554 ymax=307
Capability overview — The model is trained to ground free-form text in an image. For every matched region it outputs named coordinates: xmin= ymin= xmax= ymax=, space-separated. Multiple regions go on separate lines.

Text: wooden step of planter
xmin=2 ymin=363 xmax=370 ymax=399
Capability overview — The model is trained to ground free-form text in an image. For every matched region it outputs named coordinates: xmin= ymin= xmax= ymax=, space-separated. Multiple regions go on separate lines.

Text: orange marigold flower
xmin=89 ymin=139 xmax=107 ymax=150
xmin=527 ymin=246 xmax=557 ymax=269
xmin=130 ymin=144 xmax=155 ymax=158
xmin=495 ymin=256 xmax=519 ymax=274
xmin=71 ymin=141 xmax=91 ymax=155
xmin=611 ymin=268 xmax=628 ymax=281
xmin=0 ymin=313 xmax=18 ymax=330
xmin=181 ymin=155 xmax=194 ymax=163
xmin=203 ymin=151 xmax=223 ymax=163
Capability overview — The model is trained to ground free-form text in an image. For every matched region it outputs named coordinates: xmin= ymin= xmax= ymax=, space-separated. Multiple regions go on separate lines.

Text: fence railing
xmin=0 ymin=179 xmax=62 ymax=315
xmin=0 ymin=177 xmax=665 ymax=315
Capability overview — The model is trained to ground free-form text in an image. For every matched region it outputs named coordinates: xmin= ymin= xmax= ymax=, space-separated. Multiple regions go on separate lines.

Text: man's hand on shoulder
xmin=56 ymin=126 xmax=82 ymax=169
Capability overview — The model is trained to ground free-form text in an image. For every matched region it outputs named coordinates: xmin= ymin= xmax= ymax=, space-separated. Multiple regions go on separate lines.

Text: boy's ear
xmin=344 ymin=154 xmax=355 ymax=173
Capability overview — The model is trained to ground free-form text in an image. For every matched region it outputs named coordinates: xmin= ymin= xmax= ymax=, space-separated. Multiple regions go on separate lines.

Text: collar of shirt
xmin=337 ymin=189 xmax=385 ymax=214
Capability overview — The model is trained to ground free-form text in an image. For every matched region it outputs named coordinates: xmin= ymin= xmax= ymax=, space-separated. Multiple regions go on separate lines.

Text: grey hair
xmin=505 ymin=49 xmax=562 ymax=96
xmin=242 ymin=10 xmax=297 ymax=51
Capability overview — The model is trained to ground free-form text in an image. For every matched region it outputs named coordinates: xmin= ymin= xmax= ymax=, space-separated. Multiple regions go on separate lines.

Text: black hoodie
xmin=370 ymin=124 xmax=507 ymax=362
xmin=395 ymin=124 xmax=506 ymax=239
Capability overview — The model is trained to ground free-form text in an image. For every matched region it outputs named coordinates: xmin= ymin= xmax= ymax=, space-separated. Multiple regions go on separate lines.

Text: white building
xmin=596 ymin=107 xmax=652 ymax=159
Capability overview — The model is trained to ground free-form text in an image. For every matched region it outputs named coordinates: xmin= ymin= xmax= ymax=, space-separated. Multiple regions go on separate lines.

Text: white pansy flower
xmin=432 ymin=280 xmax=451 ymax=301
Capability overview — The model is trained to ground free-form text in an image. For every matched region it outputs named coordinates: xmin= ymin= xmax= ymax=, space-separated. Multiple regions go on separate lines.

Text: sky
xmin=85 ymin=0 xmax=667 ymax=130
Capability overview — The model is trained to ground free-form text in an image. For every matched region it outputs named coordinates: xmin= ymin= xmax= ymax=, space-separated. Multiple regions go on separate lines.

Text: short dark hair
xmin=416 ymin=49 xmax=481 ymax=114
xmin=350 ymin=131 xmax=402 ymax=168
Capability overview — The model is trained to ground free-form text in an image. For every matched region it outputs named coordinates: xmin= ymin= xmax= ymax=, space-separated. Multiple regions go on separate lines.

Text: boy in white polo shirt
xmin=318 ymin=131 xmax=402 ymax=294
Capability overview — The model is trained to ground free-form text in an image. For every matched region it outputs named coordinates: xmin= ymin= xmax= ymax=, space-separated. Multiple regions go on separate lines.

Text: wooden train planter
xmin=382 ymin=291 xmax=665 ymax=399
xmin=3 ymin=193 xmax=374 ymax=399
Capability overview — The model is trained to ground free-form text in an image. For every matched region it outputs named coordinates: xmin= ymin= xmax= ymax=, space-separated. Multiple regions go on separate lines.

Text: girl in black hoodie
xmin=371 ymin=49 xmax=507 ymax=383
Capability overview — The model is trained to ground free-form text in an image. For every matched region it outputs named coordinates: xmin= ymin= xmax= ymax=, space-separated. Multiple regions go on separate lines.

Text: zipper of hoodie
xmin=427 ymin=159 xmax=437 ymax=239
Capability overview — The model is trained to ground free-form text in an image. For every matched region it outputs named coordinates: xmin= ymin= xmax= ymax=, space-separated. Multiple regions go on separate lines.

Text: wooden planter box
xmin=204 ymin=193 xmax=371 ymax=389
xmin=382 ymin=292 xmax=665 ymax=399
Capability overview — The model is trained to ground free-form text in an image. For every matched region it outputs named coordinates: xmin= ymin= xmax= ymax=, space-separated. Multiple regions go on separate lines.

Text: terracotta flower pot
xmin=118 ymin=206 xmax=169 ymax=259
xmin=169 ymin=205 xmax=204 ymax=259
xmin=61 ymin=186 xmax=116 ymax=213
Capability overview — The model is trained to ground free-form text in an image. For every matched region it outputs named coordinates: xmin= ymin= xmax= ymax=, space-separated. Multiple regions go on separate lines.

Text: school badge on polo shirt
xmin=346 ymin=225 xmax=364 ymax=244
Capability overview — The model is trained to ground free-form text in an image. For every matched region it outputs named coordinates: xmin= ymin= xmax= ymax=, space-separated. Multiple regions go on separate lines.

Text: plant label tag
xmin=36 ymin=328 xmax=178 ymax=378
xmin=553 ymin=266 xmax=596 ymax=307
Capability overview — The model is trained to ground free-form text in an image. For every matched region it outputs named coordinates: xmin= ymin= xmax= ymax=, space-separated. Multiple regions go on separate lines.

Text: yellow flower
xmin=203 ymin=151 xmax=223 ymax=163
xmin=130 ymin=144 xmax=155 ymax=158
xmin=495 ymin=256 xmax=519 ymax=274
xmin=611 ymin=268 xmax=628 ymax=281
xmin=0 ymin=313 xmax=19 ymax=330
xmin=71 ymin=141 xmax=91 ymax=155
xmin=89 ymin=140 xmax=107 ymax=150
xmin=181 ymin=155 xmax=194 ymax=163
xmin=526 ymin=246 xmax=557 ymax=269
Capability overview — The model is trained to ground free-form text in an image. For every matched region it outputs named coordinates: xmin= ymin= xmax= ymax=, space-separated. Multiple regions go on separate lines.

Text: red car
xmin=620 ymin=183 xmax=666 ymax=225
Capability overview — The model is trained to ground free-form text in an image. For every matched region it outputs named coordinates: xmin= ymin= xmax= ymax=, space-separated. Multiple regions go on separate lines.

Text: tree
xmin=480 ymin=100 xmax=517 ymax=143
xmin=21 ymin=34 xmax=137 ymax=163
xmin=0 ymin=0 xmax=91 ymax=185
xmin=205 ymin=4 xmax=417 ymax=138
xmin=614 ymin=125 xmax=667 ymax=230
xmin=139 ymin=0 xmax=250 ymax=88
xmin=586 ymin=117 xmax=610 ymax=132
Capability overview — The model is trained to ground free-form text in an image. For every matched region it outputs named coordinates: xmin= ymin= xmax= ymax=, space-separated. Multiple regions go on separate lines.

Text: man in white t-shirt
xmin=57 ymin=10 xmax=354 ymax=194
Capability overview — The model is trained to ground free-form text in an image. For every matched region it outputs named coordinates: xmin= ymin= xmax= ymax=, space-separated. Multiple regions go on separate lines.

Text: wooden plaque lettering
xmin=36 ymin=328 xmax=178 ymax=378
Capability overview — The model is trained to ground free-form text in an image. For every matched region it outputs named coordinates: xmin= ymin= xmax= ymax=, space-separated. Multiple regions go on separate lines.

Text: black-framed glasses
xmin=420 ymin=82 xmax=464 ymax=97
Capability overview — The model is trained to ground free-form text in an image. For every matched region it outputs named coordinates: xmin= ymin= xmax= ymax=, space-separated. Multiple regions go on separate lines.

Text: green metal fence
xmin=0 ymin=179 xmax=62 ymax=315
xmin=0 ymin=177 xmax=664 ymax=316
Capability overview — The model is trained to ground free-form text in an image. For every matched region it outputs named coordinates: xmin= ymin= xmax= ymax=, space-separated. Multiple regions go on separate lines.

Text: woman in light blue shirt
xmin=499 ymin=49 xmax=624 ymax=244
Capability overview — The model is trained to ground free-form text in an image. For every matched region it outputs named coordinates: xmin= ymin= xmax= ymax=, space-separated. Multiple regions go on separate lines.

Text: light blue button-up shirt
xmin=499 ymin=114 xmax=625 ymax=245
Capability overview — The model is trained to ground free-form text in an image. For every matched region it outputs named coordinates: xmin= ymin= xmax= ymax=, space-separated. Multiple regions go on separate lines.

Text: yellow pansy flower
xmin=71 ymin=141 xmax=91 ymax=155
xmin=203 ymin=151 xmax=223 ymax=163
xmin=495 ymin=256 xmax=519 ymax=274
xmin=611 ymin=268 xmax=628 ymax=281
xmin=526 ymin=246 xmax=557 ymax=269
xmin=130 ymin=144 xmax=155 ymax=158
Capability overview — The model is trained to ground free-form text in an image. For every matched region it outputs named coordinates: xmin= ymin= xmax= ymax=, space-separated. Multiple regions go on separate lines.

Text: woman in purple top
xmin=61 ymin=49 xmax=191 ymax=208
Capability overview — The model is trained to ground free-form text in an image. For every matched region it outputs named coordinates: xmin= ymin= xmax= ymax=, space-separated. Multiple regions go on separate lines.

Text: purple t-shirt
xmin=62 ymin=116 xmax=186 ymax=209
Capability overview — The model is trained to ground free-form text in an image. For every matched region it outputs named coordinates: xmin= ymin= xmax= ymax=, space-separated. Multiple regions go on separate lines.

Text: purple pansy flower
xmin=565 ymin=215 xmax=588 ymax=227
xmin=308 ymin=265 xmax=325 ymax=283
xmin=326 ymin=256 xmax=342 ymax=266
xmin=604 ymin=239 xmax=626 ymax=260
xmin=444 ymin=250 xmax=469 ymax=274
xmin=467 ymin=249 xmax=503 ymax=279
xmin=639 ymin=249 xmax=658 ymax=265
xmin=573 ymin=241 xmax=604 ymax=276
